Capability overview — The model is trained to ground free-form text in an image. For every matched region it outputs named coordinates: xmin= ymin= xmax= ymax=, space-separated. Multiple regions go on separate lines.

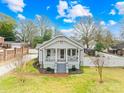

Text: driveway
xmin=0 ymin=49 xmax=38 ymax=76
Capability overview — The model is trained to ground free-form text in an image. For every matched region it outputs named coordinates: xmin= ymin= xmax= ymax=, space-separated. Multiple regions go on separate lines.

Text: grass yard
xmin=0 ymin=60 xmax=124 ymax=93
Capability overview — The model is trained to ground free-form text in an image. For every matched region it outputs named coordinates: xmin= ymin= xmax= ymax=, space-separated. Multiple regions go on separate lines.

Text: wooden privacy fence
xmin=0 ymin=47 xmax=29 ymax=62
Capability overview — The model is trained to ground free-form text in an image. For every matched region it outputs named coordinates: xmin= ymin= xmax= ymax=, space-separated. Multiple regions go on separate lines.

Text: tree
xmin=103 ymin=30 xmax=114 ymax=48
xmin=16 ymin=19 xmax=37 ymax=47
xmin=74 ymin=17 xmax=97 ymax=48
xmin=94 ymin=42 xmax=105 ymax=52
xmin=95 ymin=24 xmax=114 ymax=49
xmin=43 ymin=29 xmax=52 ymax=41
xmin=32 ymin=36 xmax=44 ymax=48
xmin=32 ymin=28 xmax=52 ymax=48
xmin=35 ymin=15 xmax=51 ymax=37
xmin=92 ymin=54 xmax=106 ymax=83
xmin=0 ymin=13 xmax=16 ymax=41
xmin=120 ymin=19 xmax=124 ymax=39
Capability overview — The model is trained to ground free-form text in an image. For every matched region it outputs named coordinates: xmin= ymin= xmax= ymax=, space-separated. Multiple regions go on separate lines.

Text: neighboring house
xmin=3 ymin=42 xmax=28 ymax=48
xmin=36 ymin=35 xmax=84 ymax=73
xmin=0 ymin=37 xmax=4 ymax=47
xmin=109 ymin=42 xmax=124 ymax=56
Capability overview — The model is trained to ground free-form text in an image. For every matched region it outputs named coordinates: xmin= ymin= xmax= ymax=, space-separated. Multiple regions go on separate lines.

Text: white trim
xmin=38 ymin=35 xmax=83 ymax=49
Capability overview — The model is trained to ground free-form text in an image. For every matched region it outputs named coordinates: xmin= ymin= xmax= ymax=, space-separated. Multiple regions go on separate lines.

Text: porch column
xmin=55 ymin=48 xmax=57 ymax=73
xmin=78 ymin=49 xmax=80 ymax=63
xmin=55 ymin=48 xmax=57 ymax=62
xmin=43 ymin=49 xmax=45 ymax=64
xmin=66 ymin=49 xmax=68 ymax=73
xmin=66 ymin=48 xmax=68 ymax=62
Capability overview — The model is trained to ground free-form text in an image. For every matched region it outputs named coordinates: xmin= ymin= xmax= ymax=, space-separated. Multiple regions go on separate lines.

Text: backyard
xmin=0 ymin=59 xmax=124 ymax=93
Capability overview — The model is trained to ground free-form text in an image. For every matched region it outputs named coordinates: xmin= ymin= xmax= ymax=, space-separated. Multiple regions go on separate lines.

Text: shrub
xmin=72 ymin=65 xmax=77 ymax=71
xmin=46 ymin=67 xmax=52 ymax=71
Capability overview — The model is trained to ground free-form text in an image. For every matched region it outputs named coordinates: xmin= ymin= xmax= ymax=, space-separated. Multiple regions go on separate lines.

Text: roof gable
xmin=37 ymin=35 xmax=83 ymax=49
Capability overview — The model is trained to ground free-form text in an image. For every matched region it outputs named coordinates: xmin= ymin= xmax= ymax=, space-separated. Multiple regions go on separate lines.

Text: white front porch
xmin=45 ymin=48 xmax=80 ymax=63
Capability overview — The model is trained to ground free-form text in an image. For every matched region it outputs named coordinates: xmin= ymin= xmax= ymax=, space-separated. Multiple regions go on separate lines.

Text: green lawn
xmin=0 ymin=60 xmax=124 ymax=93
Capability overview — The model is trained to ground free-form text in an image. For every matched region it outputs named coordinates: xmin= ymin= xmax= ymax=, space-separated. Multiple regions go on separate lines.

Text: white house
xmin=37 ymin=35 xmax=84 ymax=73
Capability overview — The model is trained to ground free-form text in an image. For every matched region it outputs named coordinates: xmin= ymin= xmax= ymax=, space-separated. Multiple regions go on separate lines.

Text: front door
xmin=57 ymin=63 xmax=66 ymax=73
xmin=60 ymin=49 xmax=65 ymax=59
xmin=58 ymin=49 xmax=65 ymax=62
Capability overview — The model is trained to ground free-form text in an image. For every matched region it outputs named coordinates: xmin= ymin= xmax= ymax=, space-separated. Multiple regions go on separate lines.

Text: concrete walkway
xmin=0 ymin=49 xmax=38 ymax=76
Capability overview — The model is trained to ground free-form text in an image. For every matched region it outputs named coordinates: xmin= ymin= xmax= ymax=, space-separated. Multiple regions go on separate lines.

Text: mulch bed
xmin=44 ymin=73 xmax=69 ymax=77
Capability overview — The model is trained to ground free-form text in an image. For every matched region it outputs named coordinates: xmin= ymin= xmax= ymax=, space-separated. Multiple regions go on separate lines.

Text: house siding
xmin=38 ymin=35 xmax=84 ymax=73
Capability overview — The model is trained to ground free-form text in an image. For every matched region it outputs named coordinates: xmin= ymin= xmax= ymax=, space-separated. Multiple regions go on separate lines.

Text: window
xmin=68 ymin=49 xmax=71 ymax=56
xmin=72 ymin=49 xmax=76 ymax=56
xmin=47 ymin=49 xmax=51 ymax=57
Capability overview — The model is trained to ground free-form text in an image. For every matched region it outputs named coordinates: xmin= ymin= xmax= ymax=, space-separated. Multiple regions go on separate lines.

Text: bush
xmin=72 ymin=65 xmax=77 ymax=71
xmin=46 ymin=67 xmax=52 ymax=71
xmin=33 ymin=60 xmax=40 ymax=69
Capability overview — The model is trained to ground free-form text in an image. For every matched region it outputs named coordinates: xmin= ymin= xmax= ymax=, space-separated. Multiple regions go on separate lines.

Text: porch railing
xmin=45 ymin=56 xmax=55 ymax=62
xmin=67 ymin=56 xmax=78 ymax=62
xmin=45 ymin=56 xmax=78 ymax=62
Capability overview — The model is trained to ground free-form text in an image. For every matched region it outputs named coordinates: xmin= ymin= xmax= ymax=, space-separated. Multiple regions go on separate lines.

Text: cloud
xmin=109 ymin=9 xmax=116 ymax=15
xmin=60 ymin=28 xmax=80 ymax=37
xmin=35 ymin=14 xmax=41 ymax=18
xmin=17 ymin=14 xmax=25 ymax=20
xmin=115 ymin=1 xmax=124 ymax=15
xmin=60 ymin=28 xmax=76 ymax=36
xmin=108 ymin=20 xmax=117 ymax=25
xmin=46 ymin=6 xmax=50 ymax=10
xmin=63 ymin=18 xmax=74 ymax=23
xmin=71 ymin=1 xmax=78 ymax=5
xmin=57 ymin=0 xmax=68 ymax=18
xmin=2 ymin=0 xmax=25 ymax=13
xmin=60 ymin=29 xmax=74 ymax=33
xmin=100 ymin=21 xmax=106 ymax=25
xmin=56 ymin=0 xmax=92 ymax=23
xmin=68 ymin=4 xmax=92 ymax=19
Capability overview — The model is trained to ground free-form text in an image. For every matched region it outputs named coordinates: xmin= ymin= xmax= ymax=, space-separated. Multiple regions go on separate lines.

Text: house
xmin=36 ymin=35 xmax=84 ymax=73
xmin=109 ymin=42 xmax=124 ymax=56
xmin=3 ymin=42 xmax=28 ymax=48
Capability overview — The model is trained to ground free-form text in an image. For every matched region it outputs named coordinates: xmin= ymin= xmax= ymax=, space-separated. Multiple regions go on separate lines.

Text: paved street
xmin=83 ymin=53 xmax=124 ymax=67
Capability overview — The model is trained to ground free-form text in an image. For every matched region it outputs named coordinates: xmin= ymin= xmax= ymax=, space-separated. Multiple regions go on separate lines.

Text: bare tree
xmin=16 ymin=19 xmax=37 ymax=46
xmin=35 ymin=15 xmax=52 ymax=37
xmin=120 ymin=19 xmax=124 ymax=39
xmin=104 ymin=30 xmax=114 ymax=48
xmin=92 ymin=54 xmax=106 ymax=83
xmin=74 ymin=17 xmax=97 ymax=48
xmin=94 ymin=22 xmax=114 ymax=51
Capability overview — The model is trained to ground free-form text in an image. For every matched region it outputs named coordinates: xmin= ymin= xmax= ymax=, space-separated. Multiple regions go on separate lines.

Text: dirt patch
xmin=13 ymin=72 xmax=69 ymax=78
xmin=13 ymin=72 xmax=42 ymax=78
xmin=44 ymin=74 xmax=69 ymax=78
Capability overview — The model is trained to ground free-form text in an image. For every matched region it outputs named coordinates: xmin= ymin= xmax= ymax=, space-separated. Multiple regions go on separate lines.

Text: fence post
xmin=4 ymin=49 xmax=7 ymax=61
xmin=22 ymin=47 xmax=23 ymax=55
xmin=14 ymin=48 xmax=17 ymax=57
xmin=27 ymin=47 xmax=29 ymax=54
xmin=14 ymin=48 xmax=16 ymax=57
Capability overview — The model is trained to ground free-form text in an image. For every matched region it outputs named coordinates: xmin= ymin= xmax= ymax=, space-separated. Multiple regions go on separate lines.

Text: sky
xmin=0 ymin=0 xmax=124 ymax=37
